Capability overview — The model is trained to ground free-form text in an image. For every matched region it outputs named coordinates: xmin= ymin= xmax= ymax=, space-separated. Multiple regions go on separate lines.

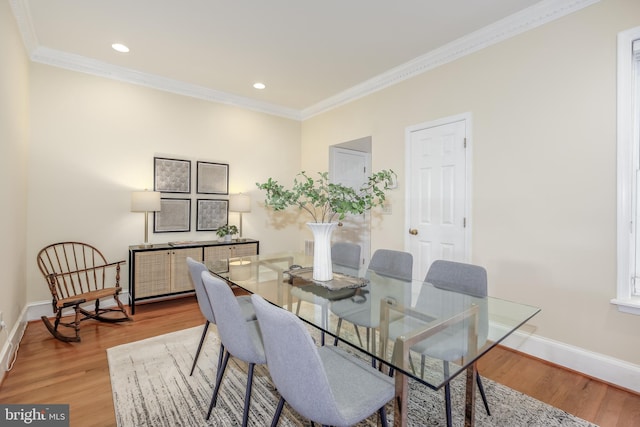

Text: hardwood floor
xmin=0 ymin=296 xmax=638 ymax=427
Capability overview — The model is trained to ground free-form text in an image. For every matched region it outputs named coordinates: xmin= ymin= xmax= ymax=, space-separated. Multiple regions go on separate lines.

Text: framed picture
xmin=154 ymin=157 xmax=191 ymax=193
xmin=154 ymin=198 xmax=191 ymax=232
xmin=196 ymin=199 xmax=229 ymax=231
xmin=197 ymin=161 xmax=229 ymax=194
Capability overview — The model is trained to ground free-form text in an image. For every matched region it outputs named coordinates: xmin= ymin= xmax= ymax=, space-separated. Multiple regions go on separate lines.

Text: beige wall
xmin=0 ymin=1 xmax=29 ymax=350
xmin=4 ymin=0 xmax=639 ymax=376
xmin=301 ymin=0 xmax=640 ymax=364
xmin=26 ymin=64 xmax=303 ymax=303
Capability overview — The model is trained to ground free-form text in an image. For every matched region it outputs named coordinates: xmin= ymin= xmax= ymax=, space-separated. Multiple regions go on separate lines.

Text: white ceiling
xmin=11 ymin=0 xmax=597 ymax=119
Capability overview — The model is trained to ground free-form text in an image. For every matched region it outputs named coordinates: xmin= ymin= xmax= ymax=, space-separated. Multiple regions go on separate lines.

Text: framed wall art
xmin=197 ymin=161 xmax=229 ymax=194
xmin=154 ymin=157 xmax=191 ymax=193
xmin=196 ymin=199 xmax=229 ymax=231
xmin=154 ymin=198 xmax=191 ymax=232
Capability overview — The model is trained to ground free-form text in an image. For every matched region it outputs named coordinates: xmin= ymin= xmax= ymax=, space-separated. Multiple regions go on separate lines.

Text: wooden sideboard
xmin=128 ymin=239 xmax=259 ymax=314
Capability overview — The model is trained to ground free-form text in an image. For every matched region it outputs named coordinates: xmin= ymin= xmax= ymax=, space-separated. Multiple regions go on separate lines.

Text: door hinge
xmin=464 ymin=138 xmax=467 ymax=148
xmin=463 ymin=217 xmax=467 ymax=228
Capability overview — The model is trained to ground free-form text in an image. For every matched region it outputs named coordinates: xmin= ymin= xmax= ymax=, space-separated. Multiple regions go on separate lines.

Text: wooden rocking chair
xmin=37 ymin=241 xmax=132 ymax=342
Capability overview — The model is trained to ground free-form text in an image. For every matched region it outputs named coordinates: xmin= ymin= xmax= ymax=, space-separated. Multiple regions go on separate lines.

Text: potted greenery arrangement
xmin=216 ymin=224 xmax=238 ymax=242
xmin=256 ymin=170 xmax=395 ymax=280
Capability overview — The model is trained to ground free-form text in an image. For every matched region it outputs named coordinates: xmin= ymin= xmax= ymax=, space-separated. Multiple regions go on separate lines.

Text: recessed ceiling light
xmin=112 ymin=43 xmax=130 ymax=53
xmin=253 ymin=82 xmax=266 ymax=90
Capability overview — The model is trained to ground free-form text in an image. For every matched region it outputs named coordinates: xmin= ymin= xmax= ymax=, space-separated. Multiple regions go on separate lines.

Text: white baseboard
xmin=0 ymin=305 xmax=29 ymax=382
xmin=491 ymin=324 xmax=640 ymax=394
xmin=6 ymin=296 xmax=639 ymax=394
xmin=0 ymin=291 xmax=132 ymax=381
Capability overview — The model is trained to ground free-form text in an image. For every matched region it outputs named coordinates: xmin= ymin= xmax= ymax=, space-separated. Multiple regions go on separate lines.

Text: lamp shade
xmin=229 ymin=193 xmax=251 ymax=213
xmin=131 ymin=190 xmax=161 ymax=212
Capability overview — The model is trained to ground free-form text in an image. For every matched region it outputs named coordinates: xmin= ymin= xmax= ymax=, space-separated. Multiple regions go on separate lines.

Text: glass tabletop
xmin=206 ymin=251 xmax=540 ymax=390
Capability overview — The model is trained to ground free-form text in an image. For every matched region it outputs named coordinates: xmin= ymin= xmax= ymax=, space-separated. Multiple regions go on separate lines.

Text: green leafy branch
xmin=256 ymin=170 xmax=395 ymax=223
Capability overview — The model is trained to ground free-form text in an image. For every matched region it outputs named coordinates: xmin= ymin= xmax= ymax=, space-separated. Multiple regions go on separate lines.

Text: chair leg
xmin=379 ymin=405 xmax=389 ymax=427
xmin=242 ymin=363 xmax=256 ymax=427
xmin=270 ymin=397 xmax=285 ymax=427
xmin=72 ymin=305 xmax=81 ymax=340
xmin=443 ymin=362 xmax=452 ymax=427
xmin=91 ymin=295 xmax=132 ymax=323
xmin=369 ymin=328 xmax=378 ymax=368
xmin=207 ymin=350 xmax=230 ymax=419
xmin=334 ymin=318 xmax=343 ymax=346
xmin=113 ymin=294 xmax=132 ymax=320
xmin=217 ymin=343 xmax=225 ymax=372
xmin=190 ymin=321 xmax=210 ymax=375
xmin=476 ymin=373 xmax=491 ymax=415
xmin=438 ymin=362 xmax=490 ymax=425
xmin=41 ymin=309 xmax=81 ymax=343
xmin=444 ymin=383 xmax=453 ymax=427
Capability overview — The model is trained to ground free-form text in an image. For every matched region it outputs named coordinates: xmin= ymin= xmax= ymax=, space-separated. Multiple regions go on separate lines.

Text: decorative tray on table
xmin=284 ymin=267 xmax=367 ymax=291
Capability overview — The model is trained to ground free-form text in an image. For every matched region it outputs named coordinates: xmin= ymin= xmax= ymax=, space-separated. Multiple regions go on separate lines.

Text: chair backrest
xmin=420 ymin=260 xmax=489 ymax=347
xmin=251 ymin=294 xmax=343 ymax=424
xmin=186 ymin=257 xmax=215 ymax=324
xmin=37 ymin=241 xmax=120 ymax=301
xmin=331 ymin=242 xmax=361 ymax=269
xmin=425 ymin=260 xmax=487 ymax=297
xmin=330 ymin=249 xmax=412 ymax=326
xmin=367 ymin=249 xmax=413 ymax=281
xmin=200 ymin=272 xmax=264 ymax=362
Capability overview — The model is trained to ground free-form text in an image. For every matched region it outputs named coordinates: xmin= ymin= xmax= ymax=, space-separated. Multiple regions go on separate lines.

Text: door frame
xmin=404 ymin=112 xmax=473 ymax=272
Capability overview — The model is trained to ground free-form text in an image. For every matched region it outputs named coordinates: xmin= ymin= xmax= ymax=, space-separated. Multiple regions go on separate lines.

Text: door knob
xmin=409 ymin=228 xmax=418 ymax=235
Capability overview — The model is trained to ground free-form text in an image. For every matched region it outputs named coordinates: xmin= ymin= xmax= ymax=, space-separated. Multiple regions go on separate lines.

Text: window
xmin=615 ymin=27 xmax=640 ymax=315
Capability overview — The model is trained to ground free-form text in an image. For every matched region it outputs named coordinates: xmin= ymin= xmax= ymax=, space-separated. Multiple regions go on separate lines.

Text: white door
xmin=406 ymin=116 xmax=470 ymax=280
xmin=330 ymin=147 xmax=370 ymax=272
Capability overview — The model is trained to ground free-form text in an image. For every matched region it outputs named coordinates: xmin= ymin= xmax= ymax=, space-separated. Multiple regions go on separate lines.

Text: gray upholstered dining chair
xmin=387 ymin=260 xmax=491 ymax=427
xmin=201 ymin=271 xmax=266 ymax=427
xmin=251 ymin=293 xmax=395 ymax=427
xmin=330 ymin=241 xmax=361 ymax=276
xmin=330 ymin=248 xmax=413 ymax=350
xmin=185 ymin=257 xmax=256 ymax=376
xmin=293 ymin=242 xmax=361 ymax=316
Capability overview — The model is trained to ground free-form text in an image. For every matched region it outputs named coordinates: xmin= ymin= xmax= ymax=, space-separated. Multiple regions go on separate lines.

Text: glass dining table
xmin=206 ymin=252 xmax=541 ymax=427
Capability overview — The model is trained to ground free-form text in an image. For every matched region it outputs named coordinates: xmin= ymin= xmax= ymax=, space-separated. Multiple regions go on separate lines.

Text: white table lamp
xmin=229 ymin=193 xmax=251 ymax=240
xmin=131 ymin=190 xmax=161 ymax=247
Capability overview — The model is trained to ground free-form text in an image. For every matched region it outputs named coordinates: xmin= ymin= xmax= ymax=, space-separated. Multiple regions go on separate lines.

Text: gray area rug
xmin=107 ymin=326 xmax=597 ymax=427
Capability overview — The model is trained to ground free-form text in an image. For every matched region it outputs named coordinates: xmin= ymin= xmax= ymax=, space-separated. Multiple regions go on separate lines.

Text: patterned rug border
xmin=107 ymin=325 xmax=598 ymax=427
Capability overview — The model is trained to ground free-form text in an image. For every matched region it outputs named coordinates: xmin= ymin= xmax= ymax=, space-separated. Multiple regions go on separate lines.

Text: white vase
xmin=307 ymin=222 xmax=338 ymax=281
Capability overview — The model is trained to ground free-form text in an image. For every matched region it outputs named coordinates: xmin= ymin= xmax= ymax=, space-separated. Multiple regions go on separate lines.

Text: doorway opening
xmin=329 ymin=136 xmax=372 ymax=273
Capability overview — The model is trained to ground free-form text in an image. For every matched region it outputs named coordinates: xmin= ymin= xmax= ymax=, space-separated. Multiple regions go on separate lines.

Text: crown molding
xmin=301 ymin=0 xmax=600 ymax=119
xmin=10 ymin=0 xmax=301 ymax=119
xmin=11 ymin=0 xmax=599 ymax=122
xmin=9 ymin=0 xmax=38 ymax=54
xmin=29 ymin=46 xmax=302 ymax=120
